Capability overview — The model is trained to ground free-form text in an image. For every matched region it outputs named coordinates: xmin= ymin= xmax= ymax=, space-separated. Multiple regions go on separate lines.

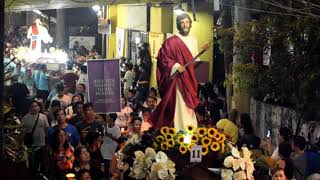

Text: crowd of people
xmin=3 ymin=40 xmax=320 ymax=180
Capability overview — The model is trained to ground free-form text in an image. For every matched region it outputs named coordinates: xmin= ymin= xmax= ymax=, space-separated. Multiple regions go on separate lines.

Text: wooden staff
xmin=169 ymin=41 xmax=212 ymax=80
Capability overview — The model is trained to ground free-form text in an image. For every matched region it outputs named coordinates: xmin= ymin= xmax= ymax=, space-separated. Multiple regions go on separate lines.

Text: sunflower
xmin=202 ymin=146 xmax=209 ymax=156
xmin=217 ymin=134 xmax=226 ymax=142
xmin=191 ymin=134 xmax=199 ymax=143
xmin=161 ymin=142 xmax=169 ymax=151
xmin=214 ymin=133 xmax=222 ymax=142
xmin=156 ymin=135 xmax=165 ymax=143
xmin=179 ymin=144 xmax=188 ymax=154
xmin=160 ymin=126 xmax=169 ymax=135
xmin=220 ymin=142 xmax=225 ymax=153
xmin=177 ymin=135 xmax=185 ymax=144
xmin=196 ymin=127 xmax=207 ymax=137
xmin=187 ymin=143 xmax=196 ymax=151
xmin=210 ymin=142 xmax=220 ymax=152
xmin=166 ymin=134 xmax=174 ymax=140
xmin=186 ymin=125 xmax=195 ymax=133
xmin=168 ymin=128 xmax=177 ymax=136
xmin=201 ymin=137 xmax=212 ymax=147
xmin=167 ymin=139 xmax=175 ymax=148
xmin=208 ymin=128 xmax=218 ymax=138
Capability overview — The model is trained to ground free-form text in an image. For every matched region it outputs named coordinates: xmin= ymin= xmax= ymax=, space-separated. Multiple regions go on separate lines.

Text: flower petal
xmin=231 ymin=147 xmax=241 ymax=158
xmin=232 ymin=158 xmax=240 ymax=171
xmin=246 ymin=160 xmax=255 ymax=178
xmin=221 ymin=169 xmax=233 ymax=180
xmin=134 ymin=150 xmax=146 ymax=160
xmin=241 ymin=146 xmax=252 ymax=160
xmin=145 ymin=147 xmax=156 ymax=160
xmin=239 ymin=158 xmax=246 ymax=170
xmin=155 ymin=151 xmax=168 ymax=163
xmin=158 ymin=167 xmax=169 ymax=179
xmin=223 ymin=156 xmax=235 ymax=168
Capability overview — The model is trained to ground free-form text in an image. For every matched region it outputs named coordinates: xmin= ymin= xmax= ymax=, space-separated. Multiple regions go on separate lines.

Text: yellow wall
xmin=107 ymin=5 xmax=117 ymax=59
xmin=117 ymin=5 xmax=128 ymax=29
xmin=150 ymin=6 xmax=173 ymax=33
xmin=107 ymin=5 xmax=128 ymax=59
xmin=173 ymin=3 xmax=214 ymax=81
xmin=150 ymin=7 xmax=162 ymax=33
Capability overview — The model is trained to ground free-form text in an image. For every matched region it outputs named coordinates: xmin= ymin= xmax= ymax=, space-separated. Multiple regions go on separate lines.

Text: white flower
xmin=222 ymin=144 xmax=255 ymax=180
xmin=150 ymin=161 xmax=175 ymax=180
xmin=134 ymin=150 xmax=146 ymax=161
xmin=221 ymin=169 xmax=233 ymax=180
xmin=241 ymin=147 xmax=252 ymax=160
xmin=150 ymin=151 xmax=176 ymax=180
xmin=232 ymin=158 xmax=240 ymax=171
xmin=145 ymin=157 xmax=154 ymax=168
xmin=231 ymin=147 xmax=241 ymax=158
xmin=233 ymin=170 xmax=247 ymax=180
xmin=246 ymin=159 xmax=255 ymax=179
xmin=239 ymin=158 xmax=246 ymax=170
xmin=130 ymin=160 xmax=148 ymax=179
xmin=157 ymin=165 xmax=169 ymax=179
xmin=129 ymin=150 xmax=148 ymax=179
xmin=155 ymin=151 xmax=168 ymax=163
xmin=223 ymin=156 xmax=235 ymax=168
xmin=145 ymin=147 xmax=156 ymax=160
xmin=166 ymin=160 xmax=176 ymax=177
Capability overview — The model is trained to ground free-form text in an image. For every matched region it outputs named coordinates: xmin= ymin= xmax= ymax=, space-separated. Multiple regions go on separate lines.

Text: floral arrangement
xmin=221 ymin=145 xmax=255 ymax=180
xmin=115 ymin=127 xmax=228 ymax=179
xmin=129 ymin=147 xmax=176 ymax=180
xmin=154 ymin=126 xmax=226 ymax=156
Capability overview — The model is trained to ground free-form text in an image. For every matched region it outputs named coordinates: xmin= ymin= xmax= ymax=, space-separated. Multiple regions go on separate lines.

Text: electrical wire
xmin=220 ymin=2 xmax=313 ymax=18
xmin=299 ymin=0 xmax=320 ymax=9
xmin=260 ymin=0 xmax=320 ymax=18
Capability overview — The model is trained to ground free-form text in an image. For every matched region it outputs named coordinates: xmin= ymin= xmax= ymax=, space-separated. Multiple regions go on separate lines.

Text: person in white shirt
xmin=50 ymin=82 xmax=72 ymax=109
xmin=77 ymin=65 xmax=88 ymax=87
xmin=22 ymin=100 xmax=49 ymax=176
xmin=101 ymin=113 xmax=121 ymax=179
xmin=116 ymin=97 xmax=133 ymax=128
xmin=123 ymin=63 xmax=135 ymax=99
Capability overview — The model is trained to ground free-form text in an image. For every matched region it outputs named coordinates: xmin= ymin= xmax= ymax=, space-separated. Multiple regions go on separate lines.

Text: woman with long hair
xmin=51 ymin=128 xmax=75 ymax=179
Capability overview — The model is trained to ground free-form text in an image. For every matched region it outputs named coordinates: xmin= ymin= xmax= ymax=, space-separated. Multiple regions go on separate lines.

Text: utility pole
xmin=232 ymin=0 xmax=251 ymax=113
xmin=56 ymin=9 xmax=66 ymax=50
xmin=220 ymin=0 xmax=234 ymax=113
xmin=0 ymin=0 xmax=5 ymax=155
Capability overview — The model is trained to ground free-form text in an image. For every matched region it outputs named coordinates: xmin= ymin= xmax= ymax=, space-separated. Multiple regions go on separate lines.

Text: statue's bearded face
xmin=178 ymin=17 xmax=191 ymax=36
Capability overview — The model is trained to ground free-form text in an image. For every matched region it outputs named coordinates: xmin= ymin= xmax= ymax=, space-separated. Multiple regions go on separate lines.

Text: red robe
xmin=31 ymin=23 xmax=39 ymax=50
xmin=151 ymin=35 xmax=199 ymax=128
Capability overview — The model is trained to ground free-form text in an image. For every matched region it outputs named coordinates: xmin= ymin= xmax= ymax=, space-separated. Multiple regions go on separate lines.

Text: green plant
xmin=225 ymin=63 xmax=259 ymax=94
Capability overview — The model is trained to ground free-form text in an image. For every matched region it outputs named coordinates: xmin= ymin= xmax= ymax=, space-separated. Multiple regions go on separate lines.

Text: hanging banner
xmin=116 ymin=27 xmax=125 ymax=58
xmin=149 ymin=32 xmax=164 ymax=89
xmin=98 ymin=18 xmax=111 ymax=34
xmin=87 ymin=59 xmax=121 ymax=113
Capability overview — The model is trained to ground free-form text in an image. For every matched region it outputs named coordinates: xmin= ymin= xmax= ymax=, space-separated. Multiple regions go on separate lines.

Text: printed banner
xmin=149 ymin=32 xmax=164 ymax=89
xmin=87 ymin=59 xmax=121 ymax=113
